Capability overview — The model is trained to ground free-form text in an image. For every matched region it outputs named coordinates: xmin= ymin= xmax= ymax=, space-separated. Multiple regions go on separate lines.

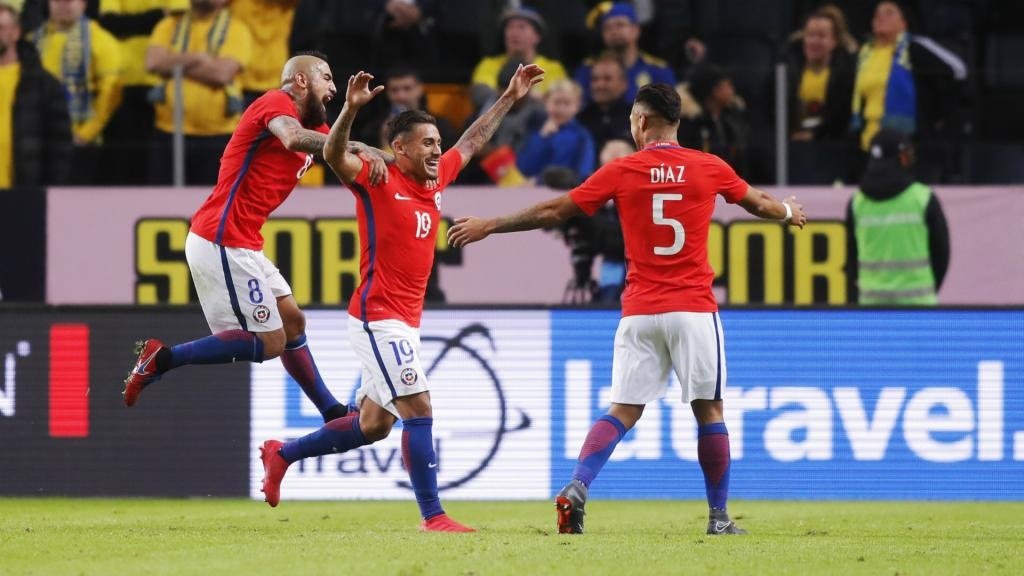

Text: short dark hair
xmin=591 ymin=51 xmax=627 ymax=79
xmin=386 ymin=109 xmax=437 ymax=143
xmin=687 ymin=64 xmax=729 ymax=104
xmin=294 ymin=50 xmax=329 ymax=62
xmin=386 ymin=67 xmax=422 ymax=84
xmin=633 ymin=83 xmax=681 ymax=124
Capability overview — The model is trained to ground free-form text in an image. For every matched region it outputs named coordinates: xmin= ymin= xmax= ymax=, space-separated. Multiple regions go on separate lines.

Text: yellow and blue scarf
xmin=853 ymin=32 xmax=916 ymax=135
xmin=35 ymin=16 xmax=92 ymax=124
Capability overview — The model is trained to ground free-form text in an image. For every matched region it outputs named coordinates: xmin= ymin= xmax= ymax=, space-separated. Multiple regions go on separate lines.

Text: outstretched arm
xmin=268 ymin=116 xmax=392 ymax=161
xmin=265 ymin=116 xmax=390 ymax=181
xmin=453 ymin=63 xmax=545 ymax=169
xmin=323 ymin=71 xmax=384 ymax=184
xmin=736 ymin=185 xmax=807 ymax=228
xmin=447 ymin=194 xmax=584 ymax=248
xmin=348 ymin=141 xmax=395 ymax=164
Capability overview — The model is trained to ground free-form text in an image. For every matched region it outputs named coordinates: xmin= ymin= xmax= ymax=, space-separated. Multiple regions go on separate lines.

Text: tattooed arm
xmin=323 ymin=71 xmax=384 ymax=184
xmin=453 ymin=63 xmax=545 ymax=169
xmin=266 ymin=112 xmax=390 ymax=184
xmin=268 ymin=115 xmax=327 ymax=154
xmin=446 ymin=194 xmax=583 ymax=248
xmin=266 ymin=116 xmax=390 ymax=163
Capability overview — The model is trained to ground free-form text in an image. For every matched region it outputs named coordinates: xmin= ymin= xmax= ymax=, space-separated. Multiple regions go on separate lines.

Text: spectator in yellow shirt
xmin=230 ymin=0 xmax=296 ymax=106
xmin=851 ymin=1 xmax=963 ymax=152
xmin=470 ymin=7 xmax=566 ymax=112
xmin=98 ymin=0 xmax=189 ymax=185
xmin=145 ymin=0 xmax=252 ymax=185
xmin=32 ymin=0 xmax=122 ymax=184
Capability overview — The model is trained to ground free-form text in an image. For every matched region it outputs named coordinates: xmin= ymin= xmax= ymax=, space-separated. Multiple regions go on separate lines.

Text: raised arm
xmin=323 ymin=71 xmax=384 ymax=184
xmin=736 ymin=185 xmax=807 ymax=228
xmin=453 ymin=63 xmax=545 ymax=169
xmin=447 ymin=194 xmax=584 ymax=248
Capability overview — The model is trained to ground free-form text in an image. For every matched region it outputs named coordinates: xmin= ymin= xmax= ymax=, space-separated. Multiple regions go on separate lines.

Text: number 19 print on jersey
xmin=344 ymin=148 xmax=462 ymax=328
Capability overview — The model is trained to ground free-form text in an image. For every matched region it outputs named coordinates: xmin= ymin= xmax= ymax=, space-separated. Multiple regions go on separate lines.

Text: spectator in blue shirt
xmin=573 ymin=2 xmax=675 ymax=104
xmin=516 ymin=79 xmax=595 ymax=181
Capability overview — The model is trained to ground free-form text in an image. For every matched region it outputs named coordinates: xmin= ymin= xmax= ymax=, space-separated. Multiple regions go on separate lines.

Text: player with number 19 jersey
xmin=346 ymin=147 xmax=462 ymax=328
xmin=570 ymin=142 xmax=748 ymax=315
xmin=190 ymin=90 xmax=326 ymax=250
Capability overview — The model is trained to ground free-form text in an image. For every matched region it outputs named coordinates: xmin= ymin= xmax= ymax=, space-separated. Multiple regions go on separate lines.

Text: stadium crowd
xmin=1 ymin=0 xmax=1022 ymax=190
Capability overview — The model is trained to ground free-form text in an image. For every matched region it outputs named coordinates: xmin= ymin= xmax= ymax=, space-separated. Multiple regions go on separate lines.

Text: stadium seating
xmin=979 ymin=34 xmax=1024 ymax=140
xmin=915 ymin=0 xmax=979 ymax=36
xmin=424 ymin=83 xmax=474 ymax=131
xmin=434 ymin=0 xmax=487 ymax=83
xmin=788 ymin=141 xmax=855 ymax=185
xmin=984 ymin=34 xmax=1024 ymax=88
xmin=697 ymin=0 xmax=794 ymax=41
xmin=703 ymin=35 xmax=777 ymax=117
xmin=962 ymin=142 xmax=1024 ymax=184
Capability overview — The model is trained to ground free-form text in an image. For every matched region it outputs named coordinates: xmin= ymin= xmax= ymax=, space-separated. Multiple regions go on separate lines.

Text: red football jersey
xmin=570 ymin=142 xmax=748 ymax=316
xmin=347 ymin=148 xmax=462 ymax=327
xmin=190 ymin=90 xmax=327 ymax=250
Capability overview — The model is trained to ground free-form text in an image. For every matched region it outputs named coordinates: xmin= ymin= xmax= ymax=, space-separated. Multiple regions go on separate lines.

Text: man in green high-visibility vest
xmin=845 ymin=128 xmax=950 ymax=305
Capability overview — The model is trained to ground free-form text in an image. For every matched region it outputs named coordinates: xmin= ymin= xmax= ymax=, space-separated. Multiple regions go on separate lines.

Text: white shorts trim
xmin=348 ymin=315 xmax=429 ymax=418
xmin=610 ymin=311 xmax=726 ymax=405
xmin=185 ymin=232 xmax=290 ymax=333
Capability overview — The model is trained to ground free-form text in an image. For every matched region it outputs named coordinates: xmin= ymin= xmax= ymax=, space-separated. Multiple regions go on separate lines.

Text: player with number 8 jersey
xmin=447 ymin=83 xmax=807 ymax=536
xmin=121 ymin=54 xmax=391 ymax=426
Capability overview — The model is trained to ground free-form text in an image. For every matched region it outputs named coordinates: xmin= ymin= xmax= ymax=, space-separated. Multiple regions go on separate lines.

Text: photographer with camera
xmin=541 ymin=163 xmax=625 ymax=305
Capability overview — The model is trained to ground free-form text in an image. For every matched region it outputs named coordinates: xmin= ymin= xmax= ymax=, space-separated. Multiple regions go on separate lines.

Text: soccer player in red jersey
xmin=258 ymin=65 xmax=545 ymax=532
xmin=122 ymin=53 xmax=389 ymax=422
xmin=448 ymin=83 xmax=807 ymax=535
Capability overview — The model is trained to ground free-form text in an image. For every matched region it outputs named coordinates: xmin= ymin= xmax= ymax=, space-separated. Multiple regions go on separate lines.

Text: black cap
xmin=867 ymin=128 xmax=911 ymax=162
xmin=860 ymin=127 xmax=915 ymax=195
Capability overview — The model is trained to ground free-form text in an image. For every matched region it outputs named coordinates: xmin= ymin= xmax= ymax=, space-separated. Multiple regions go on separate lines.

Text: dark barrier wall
xmin=0 ymin=190 xmax=46 ymax=302
xmin=0 ymin=308 xmax=250 ymax=496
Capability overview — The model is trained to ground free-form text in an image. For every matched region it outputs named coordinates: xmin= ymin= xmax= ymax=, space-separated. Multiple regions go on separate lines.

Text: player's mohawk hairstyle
xmin=293 ymin=50 xmax=329 ymax=62
xmin=634 ymin=83 xmax=681 ymax=124
xmin=386 ymin=110 xmax=437 ymax=143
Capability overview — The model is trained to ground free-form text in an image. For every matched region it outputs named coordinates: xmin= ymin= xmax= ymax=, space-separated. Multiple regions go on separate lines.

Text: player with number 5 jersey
xmin=257 ymin=65 xmax=546 ymax=532
xmin=570 ymin=137 xmax=748 ymax=316
xmin=122 ymin=54 xmax=390 ymax=425
xmin=447 ymin=83 xmax=807 ymax=536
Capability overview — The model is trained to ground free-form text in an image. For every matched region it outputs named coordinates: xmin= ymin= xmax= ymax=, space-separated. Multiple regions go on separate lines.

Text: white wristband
xmin=781 ymin=201 xmax=792 ymax=223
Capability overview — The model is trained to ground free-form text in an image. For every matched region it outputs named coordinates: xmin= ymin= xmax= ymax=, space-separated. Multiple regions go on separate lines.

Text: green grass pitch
xmin=2 ymin=499 xmax=1022 ymax=575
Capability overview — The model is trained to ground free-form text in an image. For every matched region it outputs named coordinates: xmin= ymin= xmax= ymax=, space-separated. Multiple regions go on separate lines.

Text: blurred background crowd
xmin=1 ymin=0 xmax=1021 ymax=191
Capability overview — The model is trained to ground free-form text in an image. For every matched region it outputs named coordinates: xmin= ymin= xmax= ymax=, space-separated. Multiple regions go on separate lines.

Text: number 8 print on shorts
xmin=249 ymin=279 xmax=271 ymax=324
